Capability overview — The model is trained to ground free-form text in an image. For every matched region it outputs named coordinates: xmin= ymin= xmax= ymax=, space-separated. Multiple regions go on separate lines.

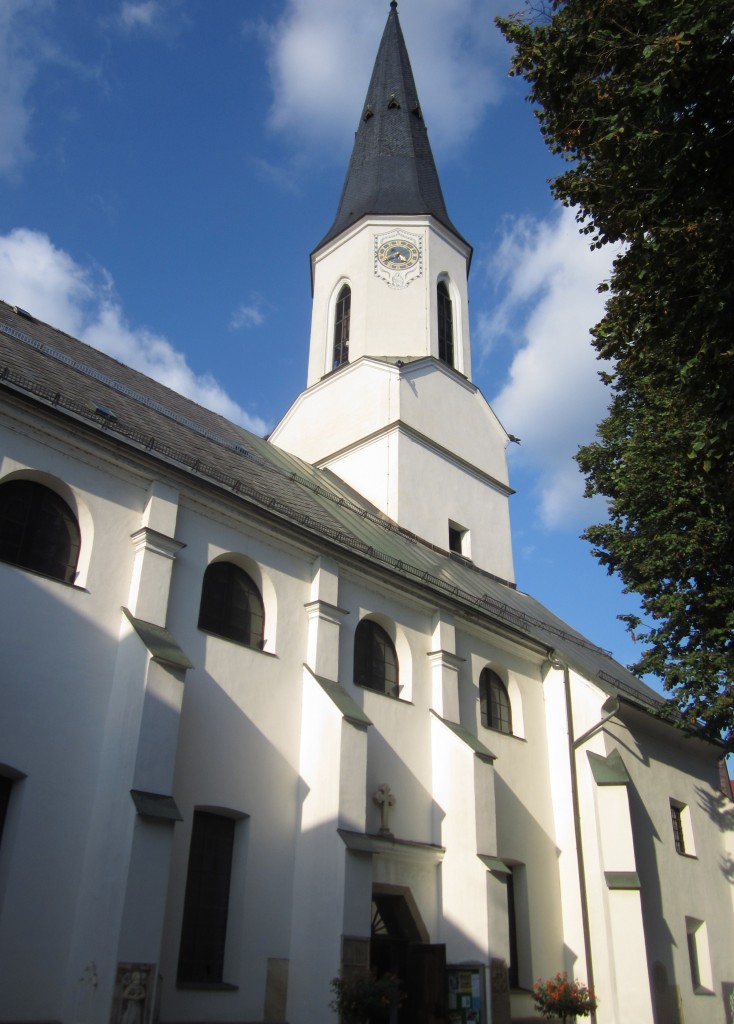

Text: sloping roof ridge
xmin=1 ymin=317 xmax=418 ymax=533
xmin=0 ymin=318 xmax=259 ymax=458
xmin=597 ymin=668 xmax=664 ymax=710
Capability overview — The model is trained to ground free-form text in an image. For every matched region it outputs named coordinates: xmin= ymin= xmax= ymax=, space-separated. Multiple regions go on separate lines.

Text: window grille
xmin=354 ymin=619 xmax=399 ymax=696
xmin=671 ymin=802 xmax=686 ymax=854
xmin=480 ymin=668 xmax=512 ymax=735
xmin=437 ymin=281 xmax=454 ymax=367
xmin=0 ymin=479 xmax=80 ymax=584
xmin=198 ymin=561 xmax=265 ymax=649
xmin=333 ymin=285 xmax=351 ymax=369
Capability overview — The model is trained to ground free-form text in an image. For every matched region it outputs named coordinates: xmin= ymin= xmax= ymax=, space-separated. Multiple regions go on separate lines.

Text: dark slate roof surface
xmin=315 ymin=2 xmax=468 ymax=253
xmin=0 ymin=300 xmax=665 ymax=716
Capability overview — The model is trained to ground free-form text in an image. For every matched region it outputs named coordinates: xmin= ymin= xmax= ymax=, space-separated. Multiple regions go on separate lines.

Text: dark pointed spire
xmin=315 ymin=1 xmax=467 ymax=251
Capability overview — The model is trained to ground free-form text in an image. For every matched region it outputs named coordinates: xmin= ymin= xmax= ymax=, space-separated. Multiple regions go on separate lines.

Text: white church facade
xmin=1 ymin=5 xmax=733 ymax=1024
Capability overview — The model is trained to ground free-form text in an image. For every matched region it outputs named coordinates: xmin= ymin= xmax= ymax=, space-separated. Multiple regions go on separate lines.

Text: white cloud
xmin=114 ymin=0 xmax=189 ymax=38
xmin=0 ymin=228 xmax=268 ymax=434
xmin=230 ymin=300 xmax=266 ymax=331
xmin=119 ymin=2 xmax=159 ymax=31
xmin=264 ymin=0 xmax=507 ymax=156
xmin=486 ymin=207 xmax=619 ymax=530
xmin=0 ymin=227 xmax=92 ymax=331
xmin=0 ymin=0 xmax=53 ymax=179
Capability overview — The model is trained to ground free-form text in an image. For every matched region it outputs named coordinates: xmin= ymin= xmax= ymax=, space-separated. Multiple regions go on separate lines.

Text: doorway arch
xmin=370 ymin=885 xmax=448 ymax=1024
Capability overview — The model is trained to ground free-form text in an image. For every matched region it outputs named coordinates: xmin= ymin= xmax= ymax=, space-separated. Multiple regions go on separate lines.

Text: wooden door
xmin=405 ymin=943 xmax=448 ymax=1024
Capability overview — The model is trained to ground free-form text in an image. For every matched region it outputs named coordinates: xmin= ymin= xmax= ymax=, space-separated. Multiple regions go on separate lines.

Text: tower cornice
xmin=310 ymin=213 xmax=472 ymax=293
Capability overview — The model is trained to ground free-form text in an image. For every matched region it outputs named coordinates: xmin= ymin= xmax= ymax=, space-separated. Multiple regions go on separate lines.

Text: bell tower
xmin=271 ymin=1 xmax=515 ymax=584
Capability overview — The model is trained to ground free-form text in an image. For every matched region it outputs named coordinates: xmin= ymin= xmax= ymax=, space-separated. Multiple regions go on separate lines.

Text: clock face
xmin=377 ymin=238 xmax=420 ymax=270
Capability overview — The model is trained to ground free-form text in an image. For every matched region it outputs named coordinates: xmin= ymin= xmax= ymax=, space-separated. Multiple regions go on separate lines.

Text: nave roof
xmin=0 ymin=299 xmax=665 ymax=717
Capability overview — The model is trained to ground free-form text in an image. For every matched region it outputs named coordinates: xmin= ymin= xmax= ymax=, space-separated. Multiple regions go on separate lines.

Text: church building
xmin=1 ymin=4 xmax=733 ymax=1023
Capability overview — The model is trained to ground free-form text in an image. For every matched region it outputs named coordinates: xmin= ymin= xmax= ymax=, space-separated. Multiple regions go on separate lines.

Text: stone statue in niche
xmin=109 ymin=963 xmax=155 ymax=1024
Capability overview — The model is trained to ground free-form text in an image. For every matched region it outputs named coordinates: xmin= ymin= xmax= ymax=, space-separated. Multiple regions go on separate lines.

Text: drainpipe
xmin=548 ymin=651 xmax=597 ymax=1024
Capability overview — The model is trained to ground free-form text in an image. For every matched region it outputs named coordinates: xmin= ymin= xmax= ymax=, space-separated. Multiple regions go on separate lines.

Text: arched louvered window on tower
xmin=437 ymin=280 xmax=454 ymax=368
xmin=0 ymin=478 xmax=81 ymax=584
xmin=198 ymin=560 xmax=265 ymax=649
xmin=479 ymin=667 xmax=512 ymax=735
xmin=354 ymin=618 xmax=399 ymax=697
xmin=333 ymin=285 xmax=351 ymax=369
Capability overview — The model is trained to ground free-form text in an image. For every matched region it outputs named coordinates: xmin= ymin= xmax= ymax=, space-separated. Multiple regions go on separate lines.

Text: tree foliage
xmin=496 ymin=1 xmax=734 ymax=742
xmin=329 ymin=971 xmax=403 ymax=1024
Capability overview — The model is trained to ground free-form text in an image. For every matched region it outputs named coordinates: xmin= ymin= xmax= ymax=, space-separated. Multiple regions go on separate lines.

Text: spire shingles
xmin=315 ymin=3 xmax=466 ymax=251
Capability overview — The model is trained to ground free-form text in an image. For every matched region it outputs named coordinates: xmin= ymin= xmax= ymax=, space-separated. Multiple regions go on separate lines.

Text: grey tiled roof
xmin=0 ymin=300 xmax=666 ymax=715
xmin=315 ymin=2 xmax=468 ymax=253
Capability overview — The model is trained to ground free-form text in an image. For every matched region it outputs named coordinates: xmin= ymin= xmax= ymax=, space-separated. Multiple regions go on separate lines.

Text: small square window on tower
xmin=448 ymin=521 xmax=470 ymax=559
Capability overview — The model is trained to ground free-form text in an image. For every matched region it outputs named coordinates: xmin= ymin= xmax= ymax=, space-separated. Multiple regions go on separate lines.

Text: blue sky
xmin=0 ymin=0 xmax=651 ymax=679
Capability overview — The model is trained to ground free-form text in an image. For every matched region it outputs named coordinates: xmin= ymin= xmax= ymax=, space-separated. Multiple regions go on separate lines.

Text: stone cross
xmin=373 ymin=783 xmax=396 ymax=836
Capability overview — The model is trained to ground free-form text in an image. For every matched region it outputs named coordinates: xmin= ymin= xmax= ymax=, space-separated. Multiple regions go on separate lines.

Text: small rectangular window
xmin=503 ymin=864 xmax=529 ymax=990
xmin=670 ymin=800 xmax=695 ymax=856
xmin=686 ymin=928 xmax=700 ymax=988
xmin=507 ymin=870 xmax=519 ymax=989
xmin=0 ymin=776 xmax=12 ymax=849
xmin=448 ymin=521 xmax=469 ymax=558
xmin=437 ymin=281 xmax=454 ymax=367
xmin=178 ymin=811 xmax=236 ymax=985
xmin=670 ymin=802 xmax=686 ymax=854
xmin=333 ymin=286 xmax=351 ymax=369
xmin=685 ymin=917 xmax=713 ymax=993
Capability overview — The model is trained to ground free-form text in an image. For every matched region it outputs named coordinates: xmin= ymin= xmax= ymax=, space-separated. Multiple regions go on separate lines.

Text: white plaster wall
xmin=604 ymin=890 xmax=656 ymax=1022
xmin=459 ymin=635 xmax=565 ymax=988
xmin=540 ymin=667 xmax=734 ymax=1024
xmin=362 ymin=665 xmax=435 ymax=844
xmin=0 ymin=424 xmax=163 ymax=1021
xmin=273 ymin=358 xmax=397 ymax=466
xmin=541 ymin=665 xmax=589 ymax=980
xmin=3 ymin=402 xmax=734 ymax=1024
xmin=585 ymin=775 xmax=654 ymax=1024
xmin=324 ymin=429 xmax=514 ymax=581
xmin=272 ymin=350 xmax=514 ymax=579
xmin=431 ymin=717 xmax=493 ymax=963
xmin=324 ymin=429 xmax=397 ymax=519
xmin=393 ymin=430 xmax=514 ymax=581
xmin=308 ymin=217 xmax=471 ymax=386
xmin=276 ymin=403 xmax=514 ymax=581
xmin=274 ymin=357 xmax=510 ymax=487
xmin=288 ymin=674 xmax=364 ymax=1024
xmin=601 ymin=709 xmax=734 ymax=1024
xmin=571 ymin=715 xmax=653 ymax=1024
xmin=158 ymin=501 xmax=311 ymax=1022
xmin=338 ymin=576 xmax=436 ymax=844
xmin=395 ymin=363 xmax=509 ymax=484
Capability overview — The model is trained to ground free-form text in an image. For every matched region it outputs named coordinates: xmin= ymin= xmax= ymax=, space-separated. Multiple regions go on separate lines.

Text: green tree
xmin=496 ymin=1 xmax=734 ymax=741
